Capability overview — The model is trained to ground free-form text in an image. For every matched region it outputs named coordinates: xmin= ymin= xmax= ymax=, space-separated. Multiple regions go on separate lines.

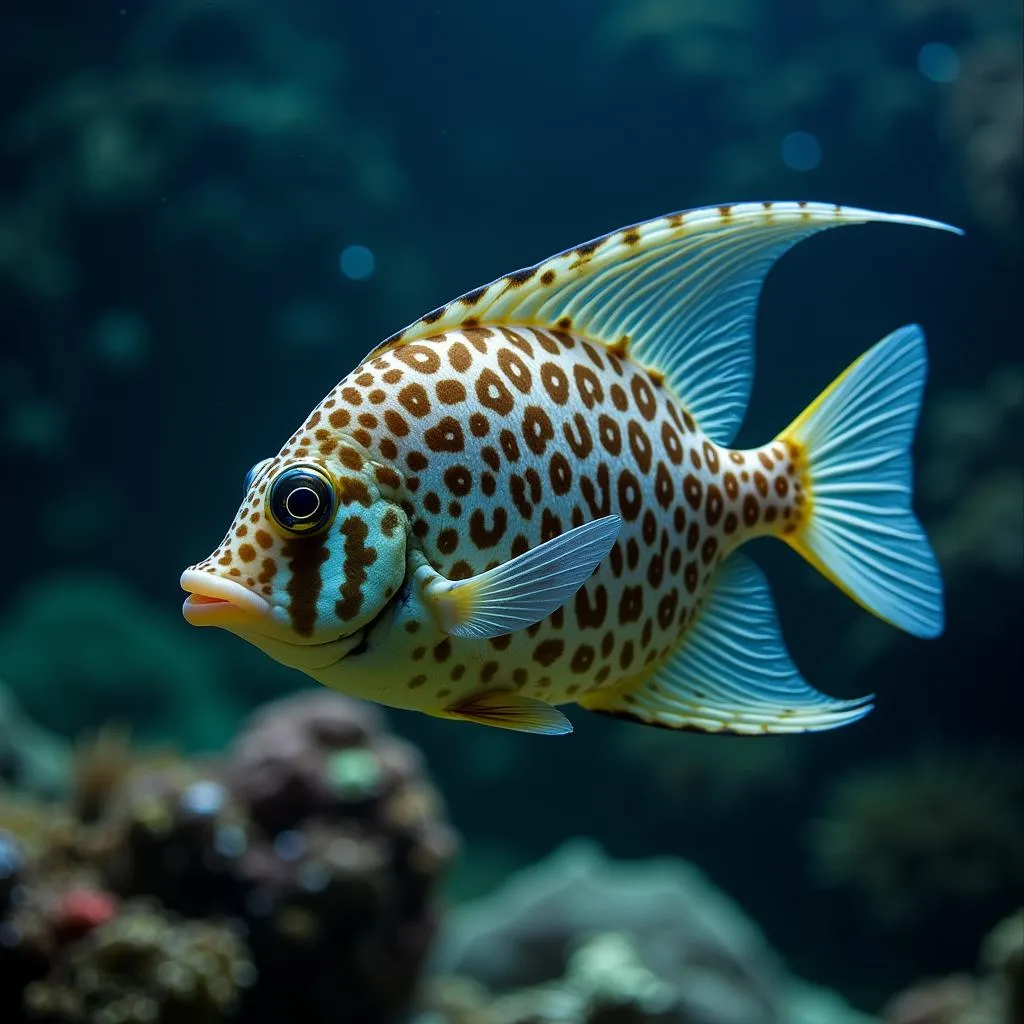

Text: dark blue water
xmin=1 ymin=0 xmax=1020 ymax=1015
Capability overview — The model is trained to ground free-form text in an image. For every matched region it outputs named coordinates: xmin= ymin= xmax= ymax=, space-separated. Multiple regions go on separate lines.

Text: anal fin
xmin=580 ymin=553 xmax=871 ymax=734
xmin=445 ymin=690 xmax=573 ymax=735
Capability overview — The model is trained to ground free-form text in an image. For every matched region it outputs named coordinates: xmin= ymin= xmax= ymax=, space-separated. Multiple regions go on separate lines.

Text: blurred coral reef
xmin=1 ymin=680 xmax=1019 ymax=1023
xmin=427 ymin=839 xmax=876 ymax=1024
xmin=882 ymin=910 xmax=1023 ymax=1024
xmin=945 ymin=41 xmax=1023 ymax=242
xmin=0 ymin=0 xmax=407 ymax=305
xmin=589 ymin=0 xmax=1022 ymax=234
xmin=0 ymin=691 xmax=456 ymax=1023
xmin=922 ymin=366 xmax=1023 ymax=580
xmin=809 ymin=749 xmax=1024 ymax=931
xmin=0 ymin=698 xmax=914 ymax=1024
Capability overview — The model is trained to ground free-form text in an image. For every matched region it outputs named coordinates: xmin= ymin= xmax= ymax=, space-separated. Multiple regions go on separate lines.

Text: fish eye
xmin=243 ymin=458 xmax=272 ymax=495
xmin=266 ymin=464 xmax=336 ymax=536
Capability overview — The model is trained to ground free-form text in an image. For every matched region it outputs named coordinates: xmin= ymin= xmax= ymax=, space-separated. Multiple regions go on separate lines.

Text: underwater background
xmin=1 ymin=1 xmax=1021 ymax=1022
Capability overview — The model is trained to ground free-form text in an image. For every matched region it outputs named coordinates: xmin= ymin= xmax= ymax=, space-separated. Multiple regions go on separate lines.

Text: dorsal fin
xmin=367 ymin=202 xmax=959 ymax=444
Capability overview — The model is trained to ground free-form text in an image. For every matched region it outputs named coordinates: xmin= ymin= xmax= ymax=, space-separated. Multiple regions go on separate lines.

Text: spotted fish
xmin=181 ymin=201 xmax=959 ymax=736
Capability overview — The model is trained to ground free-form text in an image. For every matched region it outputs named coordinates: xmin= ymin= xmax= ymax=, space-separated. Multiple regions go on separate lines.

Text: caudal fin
xmin=778 ymin=324 xmax=944 ymax=638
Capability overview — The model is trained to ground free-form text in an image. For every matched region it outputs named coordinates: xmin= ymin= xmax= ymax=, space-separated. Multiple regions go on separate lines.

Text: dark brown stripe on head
xmin=335 ymin=516 xmax=379 ymax=622
xmin=284 ymin=537 xmax=330 ymax=637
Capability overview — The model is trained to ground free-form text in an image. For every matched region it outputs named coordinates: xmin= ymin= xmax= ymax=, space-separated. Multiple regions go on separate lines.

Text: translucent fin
xmin=580 ymin=552 xmax=872 ymax=734
xmin=426 ymin=515 xmax=621 ymax=639
xmin=370 ymin=202 xmax=961 ymax=444
xmin=779 ymin=325 xmax=944 ymax=638
xmin=446 ymin=690 xmax=573 ymax=735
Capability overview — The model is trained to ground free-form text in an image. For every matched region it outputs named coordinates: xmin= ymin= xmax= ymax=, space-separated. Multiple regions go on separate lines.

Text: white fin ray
xmin=426 ymin=515 xmax=622 ymax=640
xmin=581 ymin=552 xmax=872 ymax=734
xmin=369 ymin=202 xmax=961 ymax=444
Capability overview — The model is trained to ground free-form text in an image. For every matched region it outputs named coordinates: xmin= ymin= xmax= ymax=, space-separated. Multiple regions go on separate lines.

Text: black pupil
xmin=286 ymin=485 xmax=320 ymax=520
xmin=270 ymin=467 xmax=333 ymax=533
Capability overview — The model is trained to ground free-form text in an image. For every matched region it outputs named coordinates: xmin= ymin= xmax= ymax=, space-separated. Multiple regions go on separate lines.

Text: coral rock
xmin=431 ymin=839 xmax=873 ymax=1024
xmin=22 ymin=901 xmax=254 ymax=1024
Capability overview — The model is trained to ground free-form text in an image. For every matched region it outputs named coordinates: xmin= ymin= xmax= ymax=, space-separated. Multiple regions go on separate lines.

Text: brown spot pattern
xmin=476 ymin=369 xmax=514 ymax=415
xmin=424 ymin=416 xmax=465 ymax=452
xmin=229 ymin=324 xmax=793 ymax=712
xmin=522 ymin=405 xmax=555 ymax=456
xmin=469 ymin=508 xmax=508 ymax=549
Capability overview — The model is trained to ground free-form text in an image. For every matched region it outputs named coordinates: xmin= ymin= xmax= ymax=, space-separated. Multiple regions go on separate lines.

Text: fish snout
xmin=180 ymin=568 xmax=274 ymax=628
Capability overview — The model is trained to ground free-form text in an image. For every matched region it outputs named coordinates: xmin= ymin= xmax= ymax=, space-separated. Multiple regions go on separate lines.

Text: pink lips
xmin=180 ymin=569 xmax=273 ymax=627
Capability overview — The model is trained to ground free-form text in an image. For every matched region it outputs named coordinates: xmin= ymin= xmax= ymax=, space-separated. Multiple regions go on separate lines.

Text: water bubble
xmin=339 ymin=244 xmax=375 ymax=281
xmin=298 ymin=861 xmax=330 ymax=893
xmin=90 ymin=310 xmax=150 ymax=369
xmin=5 ymin=399 xmax=67 ymax=453
xmin=181 ymin=780 xmax=227 ymax=816
xmin=273 ymin=830 xmax=306 ymax=861
xmin=918 ymin=42 xmax=960 ymax=83
xmin=781 ymin=131 xmax=822 ymax=172
xmin=213 ymin=824 xmax=247 ymax=858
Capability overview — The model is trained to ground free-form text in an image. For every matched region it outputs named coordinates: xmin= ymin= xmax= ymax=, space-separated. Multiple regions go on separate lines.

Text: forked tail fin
xmin=777 ymin=324 xmax=944 ymax=638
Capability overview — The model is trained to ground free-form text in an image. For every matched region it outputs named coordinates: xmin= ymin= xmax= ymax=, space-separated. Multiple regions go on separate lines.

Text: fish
xmin=181 ymin=201 xmax=960 ymax=736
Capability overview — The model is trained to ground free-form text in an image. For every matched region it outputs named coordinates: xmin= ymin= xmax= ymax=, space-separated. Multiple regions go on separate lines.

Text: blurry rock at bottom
xmin=881 ymin=910 xmax=1022 ymax=1024
xmin=2 ymin=692 xmax=1011 ymax=1024
xmin=426 ymin=838 xmax=877 ymax=1024
xmin=0 ymin=689 xmax=458 ymax=1024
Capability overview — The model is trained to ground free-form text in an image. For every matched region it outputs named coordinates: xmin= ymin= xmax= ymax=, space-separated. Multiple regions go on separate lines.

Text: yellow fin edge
xmin=774 ymin=346 xmax=908 ymax=630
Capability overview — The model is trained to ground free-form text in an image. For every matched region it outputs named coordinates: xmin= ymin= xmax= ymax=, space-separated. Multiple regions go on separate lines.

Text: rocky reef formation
xmin=426 ymin=839 xmax=876 ymax=1024
xmin=1 ymin=685 xmax=1017 ymax=1024
xmin=882 ymin=909 xmax=1023 ymax=1024
xmin=0 ymin=690 xmax=457 ymax=1024
xmin=809 ymin=748 xmax=1024 ymax=934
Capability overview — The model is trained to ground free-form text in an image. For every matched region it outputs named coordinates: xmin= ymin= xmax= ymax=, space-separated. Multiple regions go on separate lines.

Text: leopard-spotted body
xmin=181 ymin=201 xmax=953 ymax=735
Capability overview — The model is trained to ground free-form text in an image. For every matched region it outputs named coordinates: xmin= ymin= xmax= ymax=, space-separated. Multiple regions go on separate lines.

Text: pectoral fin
xmin=446 ymin=690 xmax=573 ymax=735
xmin=424 ymin=515 xmax=621 ymax=639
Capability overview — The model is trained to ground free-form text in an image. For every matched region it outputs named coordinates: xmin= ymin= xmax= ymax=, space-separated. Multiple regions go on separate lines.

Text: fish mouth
xmin=180 ymin=569 xmax=275 ymax=628
xmin=180 ymin=568 xmax=368 ymax=670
